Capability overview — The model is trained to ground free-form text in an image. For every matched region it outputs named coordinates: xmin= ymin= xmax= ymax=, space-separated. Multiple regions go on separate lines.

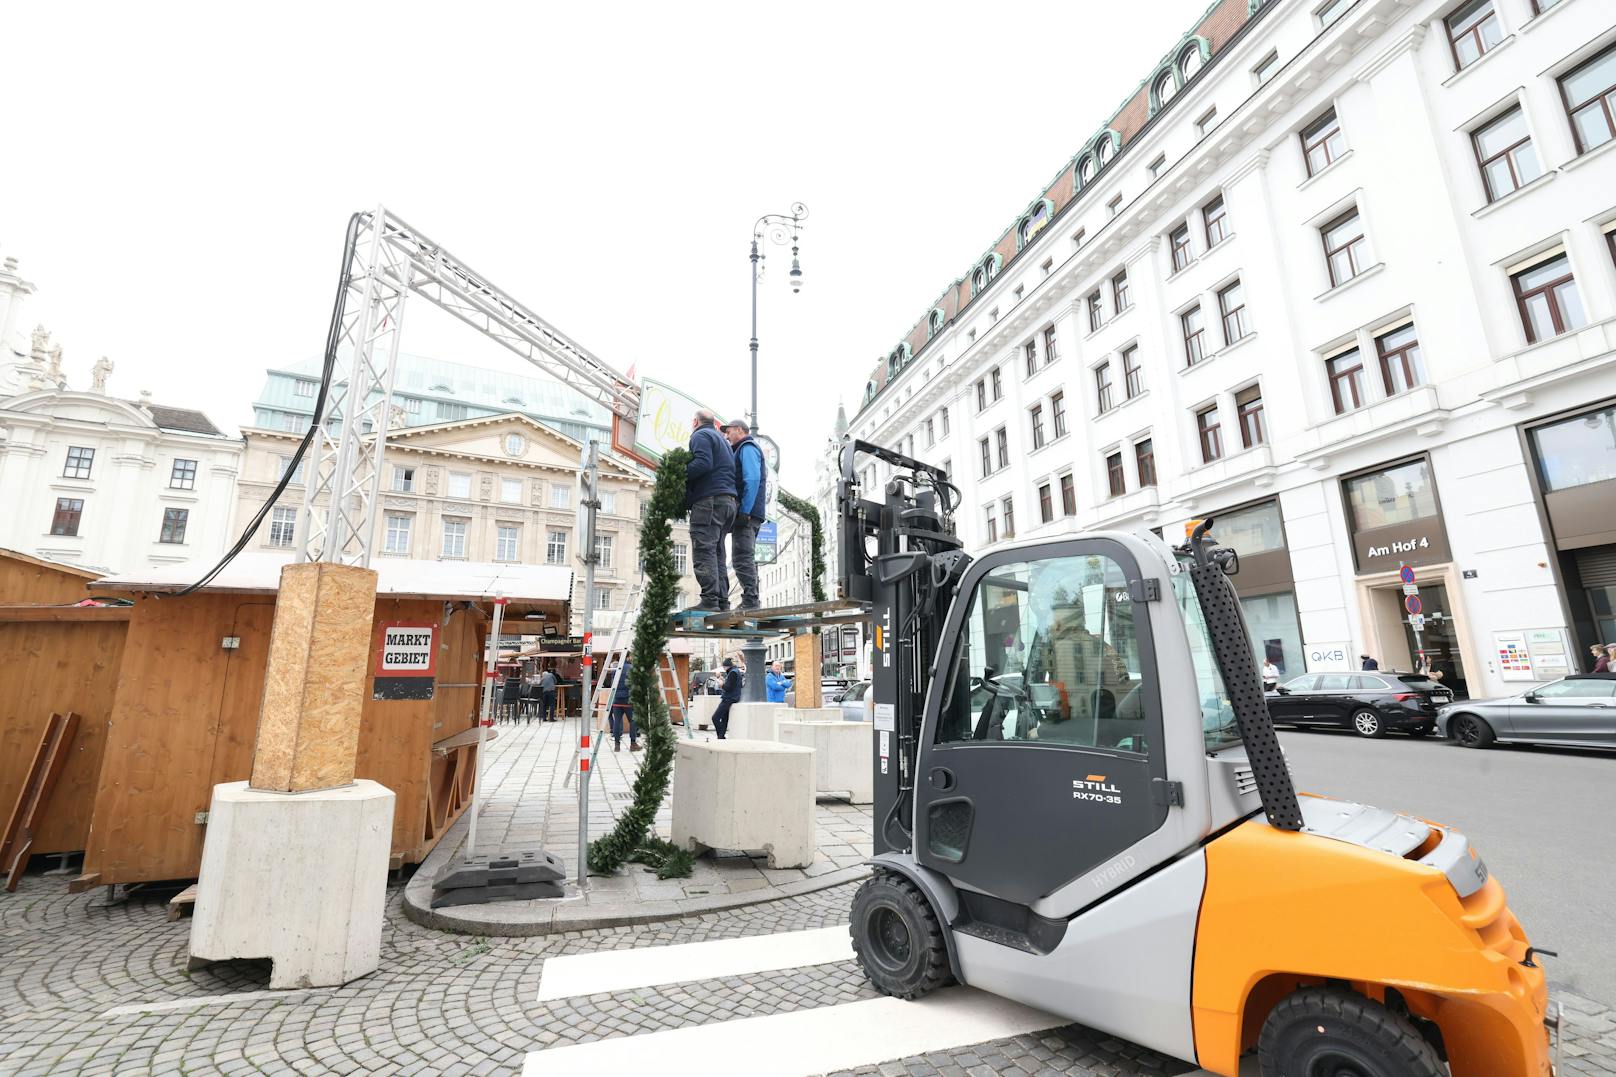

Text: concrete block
xmin=689 ymin=695 xmax=719 ymax=730
xmin=726 ymin=702 xmax=787 ymax=741
xmin=777 ymin=720 xmax=874 ymax=804
xmin=189 ymin=779 xmax=395 ymax=988
xmin=670 ymin=739 xmax=815 ymax=869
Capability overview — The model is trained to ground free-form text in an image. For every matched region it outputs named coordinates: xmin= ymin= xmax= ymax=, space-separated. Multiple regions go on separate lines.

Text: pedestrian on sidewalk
xmin=766 ymin=660 xmax=792 ymax=703
xmin=1360 ymin=653 xmax=1379 ymax=671
xmin=723 ymin=418 xmax=767 ymax=612
xmin=1591 ymin=643 xmax=1610 ymax=673
xmin=539 ymin=666 xmax=559 ymax=722
xmin=611 ymin=659 xmax=640 ymax=752
xmin=684 ymin=408 xmax=738 ymax=613
xmin=712 ymin=656 xmax=743 ymax=740
xmin=1595 ymin=645 xmax=1614 ymax=674
xmin=1261 ymin=658 xmax=1279 ymax=692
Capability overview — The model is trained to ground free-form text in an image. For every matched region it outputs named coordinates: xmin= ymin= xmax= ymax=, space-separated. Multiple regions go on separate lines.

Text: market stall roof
xmin=95 ymin=552 xmax=573 ymax=611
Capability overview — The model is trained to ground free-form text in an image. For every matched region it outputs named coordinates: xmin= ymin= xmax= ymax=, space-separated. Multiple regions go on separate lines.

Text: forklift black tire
xmin=1350 ymin=709 xmax=1385 ymax=738
xmin=1450 ymin=713 xmax=1496 ymax=748
xmin=1258 ymin=987 xmax=1444 ymax=1077
xmin=850 ymin=871 xmax=952 ymax=1000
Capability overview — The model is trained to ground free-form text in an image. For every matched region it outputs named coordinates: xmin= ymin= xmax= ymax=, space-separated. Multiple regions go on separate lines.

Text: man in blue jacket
xmin=684 ymin=408 xmax=738 ymax=611
xmin=765 ymin=661 xmax=792 ymax=703
xmin=723 ymin=418 xmax=767 ymax=611
xmin=711 ymin=656 xmax=744 ymax=740
xmin=610 ymin=659 xmax=639 ymax=752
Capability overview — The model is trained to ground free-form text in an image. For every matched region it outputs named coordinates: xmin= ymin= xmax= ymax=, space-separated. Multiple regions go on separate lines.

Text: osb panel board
xmin=83 ymin=594 xmax=275 ymax=885
xmin=0 ymin=555 xmax=98 ymax=605
xmin=0 ymin=620 xmax=126 ymax=852
xmin=250 ymin=563 xmax=377 ymax=793
xmin=793 ymin=633 xmax=823 ymax=709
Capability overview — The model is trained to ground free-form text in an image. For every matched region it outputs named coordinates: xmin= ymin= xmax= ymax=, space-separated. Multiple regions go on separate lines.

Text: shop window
xmin=1344 ymin=458 xmax=1438 ymax=530
xmin=1209 ymin=500 xmax=1286 ymax=554
xmin=1530 ymin=404 xmax=1616 ymax=492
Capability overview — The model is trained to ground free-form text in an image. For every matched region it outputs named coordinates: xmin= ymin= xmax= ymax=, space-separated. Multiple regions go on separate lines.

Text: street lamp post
xmin=748 ymin=203 xmax=808 ymax=435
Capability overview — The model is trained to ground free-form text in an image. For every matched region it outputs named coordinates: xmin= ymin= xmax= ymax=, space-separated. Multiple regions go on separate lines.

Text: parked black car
xmin=1266 ymin=671 xmax=1454 ymax=738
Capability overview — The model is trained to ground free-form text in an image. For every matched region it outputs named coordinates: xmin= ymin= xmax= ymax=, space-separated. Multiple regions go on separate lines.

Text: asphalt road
xmin=1277 ymin=729 xmax=1616 ymax=1005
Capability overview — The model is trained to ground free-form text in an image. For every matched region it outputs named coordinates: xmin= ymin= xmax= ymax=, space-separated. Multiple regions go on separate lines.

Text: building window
xmin=1180 ymin=44 xmax=1204 ymax=82
xmin=278 ymin=455 xmax=307 ymax=485
xmin=1106 ymin=452 xmax=1126 ymax=498
xmin=1051 ymin=391 xmax=1067 ymax=438
xmin=447 ymin=471 xmax=472 ymax=499
xmin=1236 ymin=385 xmax=1266 ymax=448
xmin=1135 ymin=439 xmax=1157 ymax=487
xmin=1254 ymin=51 xmax=1281 ymax=85
xmin=1196 ymin=107 xmax=1219 ymax=138
xmin=392 ymin=466 xmax=415 ymax=493
xmin=546 ymin=529 xmax=568 ymax=565
xmin=160 ymin=507 xmax=189 ymax=544
xmin=1446 ymin=0 xmax=1502 ymax=71
xmin=1327 ymin=348 xmax=1368 ymax=414
xmin=1203 ymin=195 xmax=1229 ymax=247
xmin=979 ymin=436 xmax=992 ymax=478
xmin=925 ymin=418 xmax=936 ymax=447
xmin=63 ymin=446 xmax=94 ymax=480
xmin=292 ymin=379 xmax=316 ymax=398
xmin=1511 ymin=252 xmax=1584 ymax=343
xmin=1530 ymin=0 xmax=1563 ymax=12
xmin=674 ymin=542 xmax=688 ymax=575
xmin=1002 ymin=497 xmax=1015 ymax=540
xmin=941 ymin=458 xmax=952 ymax=480
xmin=505 ymin=433 xmax=526 ymax=455
xmin=1087 ymin=291 xmax=1104 ymax=333
xmin=1060 ymin=472 xmax=1077 ymax=515
xmin=1218 ymin=280 xmax=1251 ymax=344
xmin=442 ymin=518 xmax=468 ymax=558
xmin=1148 ymin=154 xmax=1167 ymax=180
xmin=990 ymin=368 xmax=1003 ymax=401
xmin=402 ymin=396 xmax=422 ymax=414
xmin=1018 ymin=202 xmax=1051 ymax=246
xmin=996 ymin=427 xmax=1010 ymax=470
xmin=941 ymin=407 xmax=950 ymax=436
xmin=1097 ymin=138 xmax=1114 ymax=166
xmin=1039 ymin=482 xmax=1054 ymax=523
xmin=594 ymin=533 xmax=614 ymax=568
xmin=51 ymin=498 xmax=83 ymax=537
xmin=1560 ymin=45 xmax=1616 ymax=155
xmin=1301 ymin=109 xmax=1346 ymax=177
xmin=1197 ymin=406 xmax=1224 ymax=463
xmin=1095 ymin=363 xmax=1115 ymax=413
xmin=1030 ymin=404 xmax=1046 ymax=449
xmin=268 ymin=506 xmax=296 ymax=548
xmin=929 ymin=309 xmax=945 ymax=338
xmin=1154 ymin=72 xmax=1178 ymax=111
xmin=1530 ymin=403 xmax=1616 ymax=491
xmin=1182 ymin=306 xmax=1208 ymax=366
xmin=385 ymin=514 xmax=412 ymax=555
xmin=594 ymin=586 xmax=613 ymax=611
xmin=599 ymin=489 xmax=616 ymax=514
xmin=1473 ymin=107 xmax=1541 ymax=201
xmin=496 ymin=524 xmax=521 ymax=562
xmin=1344 ymin=458 xmax=1438 ymax=529
xmin=1376 ymin=324 xmax=1426 ymax=395
xmin=1042 ymin=325 xmax=1059 ymax=364
xmin=975 ymin=378 xmax=988 ymax=411
xmin=1322 ymin=209 xmax=1367 ymax=288
xmin=439 ymin=402 xmax=468 ymax=421
xmin=1024 ymin=339 xmax=1039 ymax=377
xmin=984 ymin=506 xmax=998 ymax=544
xmin=1121 ymin=345 xmax=1143 ymax=399
xmin=1318 ymin=0 xmax=1356 ymax=26
xmin=1170 ymin=224 xmax=1193 ymax=272
xmin=1107 ymin=195 xmax=1123 ymax=218
xmin=550 ymin=484 xmax=571 ymax=509
xmin=1112 ymin=270 xmax=1131 ymax=311
xmin=500 ymin=477 xmax=523 ymax=504
xmin=170 ymin=458 xmax=198 ymax=490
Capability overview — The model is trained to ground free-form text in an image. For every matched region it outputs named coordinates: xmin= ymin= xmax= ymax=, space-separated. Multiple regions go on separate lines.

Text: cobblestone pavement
xmin=4 ymin=867 xmax=1614 ymax=1076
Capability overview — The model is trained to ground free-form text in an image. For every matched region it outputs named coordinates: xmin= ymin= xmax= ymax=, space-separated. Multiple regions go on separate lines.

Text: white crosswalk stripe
xmin=536 ymin=925 xmax=853 ymax=1001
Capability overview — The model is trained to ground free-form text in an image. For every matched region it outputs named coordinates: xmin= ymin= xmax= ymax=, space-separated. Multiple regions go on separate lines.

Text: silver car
xmin=837 ymin=680 xmax=873 ymax=722
xmin=1437 ymin=674 xmax=1616 ymax=749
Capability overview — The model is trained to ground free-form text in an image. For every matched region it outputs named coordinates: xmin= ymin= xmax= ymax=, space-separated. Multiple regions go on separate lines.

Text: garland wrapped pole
xmin=587 ymin=448 xmax=696 ymax=880
xmin=777 ymin=489 xmax=827 ymax=603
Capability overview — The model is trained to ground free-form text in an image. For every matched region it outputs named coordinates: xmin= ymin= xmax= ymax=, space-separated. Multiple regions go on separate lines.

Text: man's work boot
xmin=630 ymin=740 xmax=642 ymax=752
xmin=613 ymin=740 xmax=621 ymax=752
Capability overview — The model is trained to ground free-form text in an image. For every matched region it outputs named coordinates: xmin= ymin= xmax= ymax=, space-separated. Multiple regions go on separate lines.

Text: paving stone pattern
xmin=3 ymin=870 xmax=1614 ymax=1076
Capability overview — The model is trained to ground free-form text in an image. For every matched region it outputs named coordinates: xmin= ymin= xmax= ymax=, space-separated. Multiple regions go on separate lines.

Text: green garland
xmin=587 ymin=449 xmax=694 ymax=878
xmin=777 ymin=489 xmax=827 ymax=603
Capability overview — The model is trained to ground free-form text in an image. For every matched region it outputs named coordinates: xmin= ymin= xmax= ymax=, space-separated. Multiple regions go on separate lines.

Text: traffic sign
xmin=1404 ymin=594 xmax=1423 ymax=616
xmin=1409 ymin=614 xmax=1426 ymax=631
xmin=1399 ymin=564 xmax=1416 ymax=585
xmin=1402 ymin=583 xmax=1419 ymax=596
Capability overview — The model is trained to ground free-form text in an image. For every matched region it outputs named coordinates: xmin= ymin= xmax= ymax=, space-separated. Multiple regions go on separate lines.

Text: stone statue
xmin=30 ymin=325 xmax=49 ymax=357
xmin=46 ymin=344 xmax=64 ymax=387
xmin=91 ymin=357 xmax=113 ymax=393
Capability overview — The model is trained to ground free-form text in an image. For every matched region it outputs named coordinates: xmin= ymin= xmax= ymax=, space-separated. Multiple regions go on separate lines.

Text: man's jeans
xmin=730 ymin=514 xmax=760 ymax=609
xmin=541 ymin=690 xmax=557 ymax=721
xmin=690 ymin=494 xmax=737 ymax=609
xmin=610 ymin=704 xmax=639 ymax=746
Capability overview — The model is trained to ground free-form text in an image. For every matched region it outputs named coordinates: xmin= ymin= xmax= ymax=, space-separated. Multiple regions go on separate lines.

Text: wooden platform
xmin=668 ymin=600 xmax=871 ymax=640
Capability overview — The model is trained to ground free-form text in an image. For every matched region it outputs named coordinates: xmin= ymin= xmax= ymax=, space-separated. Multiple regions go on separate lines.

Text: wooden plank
xmin=0 ymin=550 xmax=103 ymax=606
xmin=166 ymin=883 xmax=198 ymax=922
xmin=2 ymin=711 xmax=80 ymax=891
xmin=0 ymin=619 xmax=126 ymax=853
xmin=0 ymin=605 xmax=133 ymax=623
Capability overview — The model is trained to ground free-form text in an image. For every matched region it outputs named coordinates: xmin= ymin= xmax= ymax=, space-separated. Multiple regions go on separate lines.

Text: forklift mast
xmin=837 ymin=439 xmax=968 ymax=855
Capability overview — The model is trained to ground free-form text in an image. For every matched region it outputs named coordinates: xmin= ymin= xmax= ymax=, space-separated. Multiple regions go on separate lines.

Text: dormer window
xmin=971 ymin=266 xmax=988 ymax=295
xmin=1179 ymin=44 xmax=1205 ymax=83
xmin=1077 ymin=156 xmax=1096 ymax=186
xmin=1154 ymin=71 xmax=1178 ymax=110
xmin=1017 ymin=201 xmax=1052 ymax=248
xmin=1096 ymin=137 xmax=1115 ymax=166
xmin=928 ymin=309 xmax=945 ymax=339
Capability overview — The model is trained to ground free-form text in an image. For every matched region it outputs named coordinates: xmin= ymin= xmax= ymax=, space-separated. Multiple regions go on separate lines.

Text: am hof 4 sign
xmin=373 ymin=622 xmax=437 ymax=701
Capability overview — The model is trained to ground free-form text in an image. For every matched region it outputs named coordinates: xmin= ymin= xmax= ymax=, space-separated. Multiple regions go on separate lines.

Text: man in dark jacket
xmin=723 ymin=418 xmax=767 ymax=611
xmin=685 ymin=408 xmax=738 ymax=612
xmin=711 ymin=656 xmax=744 ymax=740
xmin=610 ymin=659 xmax=639 ymax=751
xmin=539 ymin=667 xmax=558 ymax=722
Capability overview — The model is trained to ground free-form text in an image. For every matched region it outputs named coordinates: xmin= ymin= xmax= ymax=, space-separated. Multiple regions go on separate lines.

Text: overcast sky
xmin=4 ymin=0 xmax=1213 ymax=492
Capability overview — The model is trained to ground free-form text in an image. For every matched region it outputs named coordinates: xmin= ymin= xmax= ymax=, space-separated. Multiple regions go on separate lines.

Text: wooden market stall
xmin=0 ymin=549 xmax=122 ymax=863
xmin=70 ymin=553 xmax=571 ymax=890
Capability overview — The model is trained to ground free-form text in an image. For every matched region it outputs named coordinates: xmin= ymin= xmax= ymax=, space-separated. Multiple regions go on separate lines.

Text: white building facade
xmin=827 ymin=0 xmax=1616 ymax=702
